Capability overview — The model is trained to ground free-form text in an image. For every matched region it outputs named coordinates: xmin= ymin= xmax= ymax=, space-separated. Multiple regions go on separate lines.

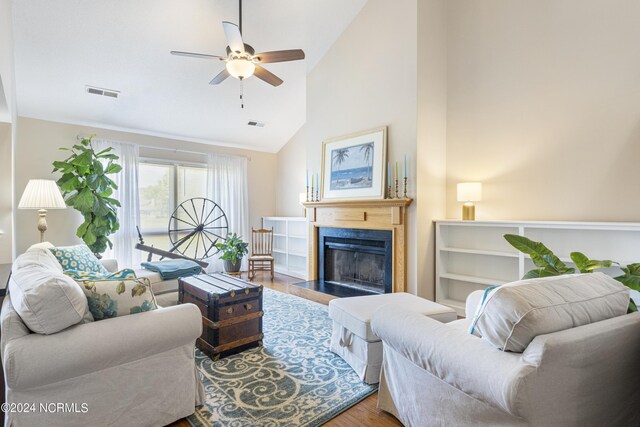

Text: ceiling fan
xmin=170 ymin=0 xmax=305 ymax=88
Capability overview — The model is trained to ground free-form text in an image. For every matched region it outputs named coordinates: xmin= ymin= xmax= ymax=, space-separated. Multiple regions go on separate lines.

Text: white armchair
xmin=371 ymin=292 xmax=640 ymax=427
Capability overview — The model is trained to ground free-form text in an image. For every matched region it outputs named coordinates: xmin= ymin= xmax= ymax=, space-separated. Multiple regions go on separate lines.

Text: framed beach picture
xmin=321 ymin=127 xmax=387 ymax=200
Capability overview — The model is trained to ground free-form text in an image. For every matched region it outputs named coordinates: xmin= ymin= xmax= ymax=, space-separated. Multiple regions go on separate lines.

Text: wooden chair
xmin=248 ymin=227 xmax=274 ymax=280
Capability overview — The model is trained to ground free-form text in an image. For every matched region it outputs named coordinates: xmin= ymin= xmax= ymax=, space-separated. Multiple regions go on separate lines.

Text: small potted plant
xmin=215 ymin=233 xmax=249 ymax=273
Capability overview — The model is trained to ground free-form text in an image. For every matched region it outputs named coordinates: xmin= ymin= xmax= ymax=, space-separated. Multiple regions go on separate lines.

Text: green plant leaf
xmin=628 ymin=298 xmax=638 ymax=314
xmin=74 ymin=188 xmax=95 ymax=212
xmin=615 ymin=263 xmax=640 ymax=291
xmin=76 ymin=221 xmax=89 ymax=239
xmin=570 ymin=252 xmax=614 ymax=273
xmin=58 ymin=174 xmax=81 ymax=192
xmin=504 ymin=234 xmax=574 ymax=278
xmin=105 ymin=163 xmax=122 ymax=174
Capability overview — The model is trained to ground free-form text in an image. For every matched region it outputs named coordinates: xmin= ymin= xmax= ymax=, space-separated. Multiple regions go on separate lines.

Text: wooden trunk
xmin=178 ymin=273 xmax=263 ymax=360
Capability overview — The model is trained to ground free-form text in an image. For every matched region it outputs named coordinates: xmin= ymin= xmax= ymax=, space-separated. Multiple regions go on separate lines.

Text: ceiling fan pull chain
xmin=240 ymin=80 xmax=244 ymax=109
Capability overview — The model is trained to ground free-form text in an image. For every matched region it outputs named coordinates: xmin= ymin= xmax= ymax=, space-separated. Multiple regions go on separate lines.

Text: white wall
xmin=446 ymin=0 xmax=640 ymax=221
xmin=416 ymin=0 xmax=447 ymax=300
xmin=275 ymin=0 xmax=423 ymax=294
xmin=14 ymin=117 xmax=277 ymax=255
xmin=0 ymin=123 xmax=12 ymax=262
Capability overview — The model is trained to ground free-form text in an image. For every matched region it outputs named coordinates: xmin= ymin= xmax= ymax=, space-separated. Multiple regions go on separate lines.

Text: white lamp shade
xmin=226 ymin=58 xmax=256 ymax=79
xmin=457 ymin=182 xmax=482 ymax=202
xmin=18 ymin=179 xmax=67 ymax=209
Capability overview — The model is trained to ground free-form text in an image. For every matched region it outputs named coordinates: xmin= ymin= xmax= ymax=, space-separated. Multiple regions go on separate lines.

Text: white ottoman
xmin=328 ymin=292 xmax=457 ymax=384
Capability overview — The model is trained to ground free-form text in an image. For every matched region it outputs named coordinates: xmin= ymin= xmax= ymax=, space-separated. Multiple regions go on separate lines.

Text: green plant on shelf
xmin=504 ymin=234 xmax=639 ymax=313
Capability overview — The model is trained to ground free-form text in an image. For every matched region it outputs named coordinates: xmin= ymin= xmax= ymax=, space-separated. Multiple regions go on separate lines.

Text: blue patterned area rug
xmin=188 ymin=288 xmax=377 ymax=427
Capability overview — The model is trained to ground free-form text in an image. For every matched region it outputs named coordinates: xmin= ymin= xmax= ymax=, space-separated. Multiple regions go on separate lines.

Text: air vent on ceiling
xmin=247 ymin=120 xmax=265 ymax=128
xmin=86 ymin=85 xmax=120 ymax=99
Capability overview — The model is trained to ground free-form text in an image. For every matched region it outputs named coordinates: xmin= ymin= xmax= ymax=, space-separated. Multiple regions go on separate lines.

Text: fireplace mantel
xmin=303 ymin=198 xmax=413 ymax=293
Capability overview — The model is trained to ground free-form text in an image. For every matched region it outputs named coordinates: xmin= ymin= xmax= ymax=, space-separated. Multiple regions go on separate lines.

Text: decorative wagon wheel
xmin=167 ymin=198 xmax=229 ymax=261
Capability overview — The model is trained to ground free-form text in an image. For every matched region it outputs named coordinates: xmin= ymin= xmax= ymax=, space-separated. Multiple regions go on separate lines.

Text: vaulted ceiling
xmin=12 ymin=0 xmax=367 ymax=152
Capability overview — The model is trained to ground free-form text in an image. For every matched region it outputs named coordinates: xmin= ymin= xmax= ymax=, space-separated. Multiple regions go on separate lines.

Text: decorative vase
xmin=223 ymin=259 xmax=242 ymax=273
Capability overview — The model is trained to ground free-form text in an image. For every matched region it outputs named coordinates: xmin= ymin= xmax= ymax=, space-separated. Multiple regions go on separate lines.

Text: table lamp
xmin=18 ymin=179 xmax=67 ymax=242
xmin=457 ymin=182 xmax=482 ymax=221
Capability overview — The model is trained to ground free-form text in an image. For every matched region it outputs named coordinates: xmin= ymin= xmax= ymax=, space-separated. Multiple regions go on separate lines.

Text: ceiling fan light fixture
xmin=226 ymin=58 xmax=255 ymax=80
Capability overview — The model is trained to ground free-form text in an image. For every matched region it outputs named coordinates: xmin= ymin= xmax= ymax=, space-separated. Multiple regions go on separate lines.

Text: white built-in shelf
xmin=436 ymin=219 xmax=640 ymax=317
xmin=440 ymin=273 xmax=509 ymax=287
xmin=263 ymin=217 xmax=308 ymax=280
xmin=440 ymin=247 xmax=518 ymax=258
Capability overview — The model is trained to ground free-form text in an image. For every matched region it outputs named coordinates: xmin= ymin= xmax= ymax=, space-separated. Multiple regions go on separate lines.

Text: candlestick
xmin=403 ymin=176 xmax=407 ymax=198
xmin=387 ymin=185 xmax=393 ymax=199
xmin=395 ymin=178 xmax=399 ymax=199
xmin=315 ymin=186 xmax=319 ymax=202
xmin=306 ymin=186 xmax=310 ymax=202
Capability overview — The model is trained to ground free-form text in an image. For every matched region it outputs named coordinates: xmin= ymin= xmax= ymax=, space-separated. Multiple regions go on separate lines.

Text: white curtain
xmin=206 ymin=153 xmax=249 ymax=272
xmin=93 ymin=139 xmax=141 ymax=268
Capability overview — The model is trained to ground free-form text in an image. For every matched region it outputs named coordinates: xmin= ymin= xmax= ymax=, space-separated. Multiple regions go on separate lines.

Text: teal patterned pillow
xmin=81 ymin=277 xmax=157 ymax=321
xmin=49 ymin=245 xmax=110 ymax=277
xmin=65 ymin=268 xmax=137 ymax=281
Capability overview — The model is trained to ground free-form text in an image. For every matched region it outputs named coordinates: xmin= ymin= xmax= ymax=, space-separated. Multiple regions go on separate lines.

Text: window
xmin=138 ymin=161 xmax=208 ymax=258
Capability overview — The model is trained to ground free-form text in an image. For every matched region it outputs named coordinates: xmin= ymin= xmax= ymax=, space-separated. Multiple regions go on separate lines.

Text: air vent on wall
xmin=247 ymin=120 xmax=265 ymax=128
xmin=86 ymin=85 xmax=120 ymax=99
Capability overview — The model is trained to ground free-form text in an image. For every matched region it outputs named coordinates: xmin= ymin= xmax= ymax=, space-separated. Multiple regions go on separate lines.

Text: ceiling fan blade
xmin=170 ymin=51 xmax=222 ymax=60
xmin=254 ymin=65 xmax=283 ymax=87
xmin=222 ymin=21 xmax=245 ymax=54
xmin=254 ymin=49 xmax=305 ymax=64
xmin=209 ymin=69 xmax=230 ymax=85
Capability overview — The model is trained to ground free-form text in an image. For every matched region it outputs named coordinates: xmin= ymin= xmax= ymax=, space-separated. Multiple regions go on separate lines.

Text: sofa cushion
xmin=329 ymin=292 xmax=457 ymax=341
xmin=473 ymin=273 xmax=630 ymax=352
xmin=8 ymin=262 xmax=89 ymax=334
xmin=49 ymin=244 xmax=110 ymax=278
xmin=13 ymin=242 xmax=63 ymax=273
xmin=80 ymin=277 xmax=158 ymax=320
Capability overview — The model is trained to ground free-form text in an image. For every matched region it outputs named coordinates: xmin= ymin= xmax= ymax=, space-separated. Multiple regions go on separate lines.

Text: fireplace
xmin=318 ymin=227 xmax=393 ymax=294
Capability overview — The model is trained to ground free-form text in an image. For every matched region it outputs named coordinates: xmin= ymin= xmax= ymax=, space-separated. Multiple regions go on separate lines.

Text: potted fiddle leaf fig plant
xmin=215 ymin=233 xmax=249 ymax=273
xmin=504 ymin=234 xmax=639 ymax=313
xmin=52 ymin=135 xmax=121 ymax=255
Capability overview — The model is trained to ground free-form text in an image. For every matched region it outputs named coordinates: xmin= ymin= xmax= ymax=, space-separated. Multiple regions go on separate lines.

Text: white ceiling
xmin=12 ymin=0 xmax=367 ymax=152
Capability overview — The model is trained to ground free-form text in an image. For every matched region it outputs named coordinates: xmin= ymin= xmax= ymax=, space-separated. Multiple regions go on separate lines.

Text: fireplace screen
xmin=325 ymin=247 xmax=386 ymax=293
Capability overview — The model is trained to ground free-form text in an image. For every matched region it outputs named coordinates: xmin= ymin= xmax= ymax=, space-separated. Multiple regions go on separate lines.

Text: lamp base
xmin=37 ymin=209 xmax=48 ymax=243
xmin=462 ymin=203 xmax=475 ymax=221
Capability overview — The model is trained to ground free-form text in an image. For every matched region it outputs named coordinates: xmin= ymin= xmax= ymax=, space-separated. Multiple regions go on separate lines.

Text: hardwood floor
xmin=169 ymin=271 xmax=402 ymax=427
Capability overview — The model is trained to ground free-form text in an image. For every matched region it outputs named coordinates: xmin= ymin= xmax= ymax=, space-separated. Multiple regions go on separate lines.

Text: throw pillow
xmin=49 ymin=244 xmax=110 ymax=278
xmin=473 ymin=273 xmax=630 ymax=352
xmin=8 ymin=261 xmax=90 ymax=334
xmin=81 ymin=277 xmax=158 ymax=321
xmin=65 ymin=268 xmax=137 ymax=281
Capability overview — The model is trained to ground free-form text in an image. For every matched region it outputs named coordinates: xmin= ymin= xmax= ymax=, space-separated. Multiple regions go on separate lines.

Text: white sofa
xmin=371 ymin=290 xmax=640 ymax=426
xmin=1 ymin=247 xmax=204 ymax=427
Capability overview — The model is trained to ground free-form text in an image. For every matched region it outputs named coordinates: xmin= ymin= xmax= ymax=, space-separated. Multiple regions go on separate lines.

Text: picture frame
xmin=321 ymin=126 xmax=387 ymax=200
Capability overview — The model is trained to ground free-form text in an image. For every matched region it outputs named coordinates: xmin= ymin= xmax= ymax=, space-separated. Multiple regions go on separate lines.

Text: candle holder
xmin=403 ymin=177 xmax=407 ymax=198
xmin=395 ymin=179 xmax=399 ymax=199
xmin=306 ymin=186 xmax=310 ymax=202
xmin=315 ymin=187 xmax=319 ymax=202
xmin=387 ymin=185 xmax=393 ymax=199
